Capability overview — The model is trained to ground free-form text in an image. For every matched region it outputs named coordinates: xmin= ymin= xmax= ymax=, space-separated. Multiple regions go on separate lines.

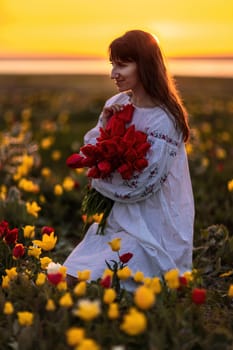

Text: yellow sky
xmin=0 ymin=0 xmax=233 ymax=58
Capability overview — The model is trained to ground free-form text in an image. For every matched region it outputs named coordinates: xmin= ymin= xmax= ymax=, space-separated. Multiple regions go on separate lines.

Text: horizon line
xmin=0 ymin=54 xmax=233 ymax=61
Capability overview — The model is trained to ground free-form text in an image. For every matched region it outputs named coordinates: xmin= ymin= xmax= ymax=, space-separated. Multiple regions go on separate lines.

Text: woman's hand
xmin=101 ymin=104 xmax=124 ymax=128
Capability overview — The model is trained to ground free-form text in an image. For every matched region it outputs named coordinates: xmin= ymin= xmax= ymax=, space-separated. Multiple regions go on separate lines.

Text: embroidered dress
xmin=64 ymin=92 xmax=194 ymax=289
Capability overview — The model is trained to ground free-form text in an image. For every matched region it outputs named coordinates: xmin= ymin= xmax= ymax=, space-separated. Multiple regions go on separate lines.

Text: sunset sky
xmin=0 ymin=0 xmax=233 ymax=59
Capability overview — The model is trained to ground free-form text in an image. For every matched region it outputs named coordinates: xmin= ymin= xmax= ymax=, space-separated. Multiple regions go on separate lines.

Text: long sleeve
xmin=84 ymin=92 xmax=130 ymax=146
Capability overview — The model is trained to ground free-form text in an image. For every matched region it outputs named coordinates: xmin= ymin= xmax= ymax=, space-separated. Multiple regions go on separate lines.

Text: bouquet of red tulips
xmin=66 ymin=104 xmax=151 ymax=235
xmin=66 ymin=104 xmax=151 ymax=180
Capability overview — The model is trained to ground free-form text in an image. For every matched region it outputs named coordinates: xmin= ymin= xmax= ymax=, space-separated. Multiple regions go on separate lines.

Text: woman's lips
xmin=115 ymin=80 xmax=124 ymax=86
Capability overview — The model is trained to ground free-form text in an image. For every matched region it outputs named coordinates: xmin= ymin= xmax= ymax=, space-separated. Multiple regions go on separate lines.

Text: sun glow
xmin=0 ymin=0 xmax=232 ymax=58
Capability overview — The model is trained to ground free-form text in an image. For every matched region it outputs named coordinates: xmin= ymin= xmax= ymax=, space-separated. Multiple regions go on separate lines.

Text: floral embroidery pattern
xmin=141 ymin=184 xmax=155 ymax=197
xmin=149 ymin=131 xmax=179 ymax=147
xmin=169 ymin=150 xmax=177 ymax=157
xmin=160 ymin=174 xmax=168 ymax=184
xmin=114 ymin=192 xmax=131 ymax=200
xmin=125 ymin=174 xmax=140 ymax=188
xmin=149 ymin=166 xmax=159 ymax=178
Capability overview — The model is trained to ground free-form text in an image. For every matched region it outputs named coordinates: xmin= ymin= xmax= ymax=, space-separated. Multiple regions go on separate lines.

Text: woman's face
xmin=110 ymin=60 xmax=142 ymax=92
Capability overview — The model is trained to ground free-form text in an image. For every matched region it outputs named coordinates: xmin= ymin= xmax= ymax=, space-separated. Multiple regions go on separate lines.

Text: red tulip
xmin=47 ymin=272 xmax=63 ymax=285
xmin=98 ymin=160 xmax=112 ymax=176
xmin=117 ymin=104 xmax=134 ymax=123
xmin=66 ymin=153 xmax=84 ymax=169
xmin=13 ymin=243 xmax=25 ymax=259
xmin=107 ymin=118 xmax=126 ymax=137
xmin=179 ymin=276 xmax=188 ymax=287
xmin=124 ymin=148 xmax=137 ymax=162
xmin=87 ymin=166 xmax=101 ymax=178
xmin=123 ymin=124 xmax=136 ymax=144
xmin=136 ymin=142 xmax=151 ymax=157
xmin=119 ymin=252 xmax=133 ymax=263
xmin=41 ymin=226 xmax=54 ymax=235
xmin=0 ymin=220 xmax=9 ymax=236
xmin=134 ymin=130 xmax=148 ymax=144
xmin=134 ymin=158 xmax=148 ymax=171
xmin=100 ymin=275 xmax=112 ymax=288
xmin=81 ymin=144 xmax=101 ymax=158
xmin=117 ymin=163 xmax=133 ymax=180
xmin=4 ymin=228 xmax=18 ymax=245
xmin=191 ymin=288 xmax=207 ymax=305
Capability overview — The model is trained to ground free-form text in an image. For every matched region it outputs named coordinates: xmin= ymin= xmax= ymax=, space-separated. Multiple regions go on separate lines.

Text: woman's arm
xmin=92 ymin=115 xmax=181 ymax=203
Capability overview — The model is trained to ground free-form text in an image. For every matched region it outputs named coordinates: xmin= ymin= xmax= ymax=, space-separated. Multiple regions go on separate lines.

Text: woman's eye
xmin=110 ymin=61 xmax=127 ymax=68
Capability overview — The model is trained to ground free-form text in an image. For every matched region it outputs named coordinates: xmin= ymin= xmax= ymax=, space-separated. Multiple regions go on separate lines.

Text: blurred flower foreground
xmin=0 ymin=75 xmax=233 ymax=349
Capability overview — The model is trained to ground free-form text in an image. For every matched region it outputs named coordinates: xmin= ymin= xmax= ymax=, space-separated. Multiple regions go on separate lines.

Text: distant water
xmin=0 ymin=58 xmax=232 ymax=77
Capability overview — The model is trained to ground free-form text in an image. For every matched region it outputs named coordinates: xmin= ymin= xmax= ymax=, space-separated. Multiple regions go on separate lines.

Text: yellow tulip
xmin=62 ymin=176 xmax=75 ymax=191
xmin=26 ymin=201 xmax=41 ymax=218
xmin=45 ymin=299 xmax=56 ymax=311
xmin=51 ymin=150 xmax=62 ymax=161
xmin=77 ymin=270 xmax=91 ymax=281
xmin=74 ymin=281 xmax=87 ymax=296
xmin=40 ymin=256 xmax=52 ymax=269
xmin=3 ymin=302 xmax=14 ymax=315
xmin=5 ymin=267 xmax=18 ymax=280
xmin=227 ymin=179 xmax=233 ymax=192
xmin=57 ymin=281 xmax=68 ymax=291
xmin=74 ymin=299 xmax=101 ymax=321
xmin=40 ymin=136 xmax=54 ymax=149
xmin=66 ymin=327 xmax=85 ymax=346
xmin=59 ymin=292 xmax=73 ymax=308
xmin=183 ymin=270 xmax=194 ymax=283
xmin=17 ymin=311 xmax=34 ymax=326
xmin=54 ymin=184 xmax=63 ymax=196
xmin=102 ymin=268 xmax=114 ymax=279
xmin=228 ymin=285 xmax=233 ymax=297
xmin=1 ymin=275 xmax=10 ymax=289
xmin=76 ymin=339 xmax=100 ymax=350
xmin=103 ymin=288 xmax=117 ymax=304
xmin=164 ymin=268 xmax=180 ymax=289
xmin=33 ymin=232 xmax=57 ymax=251
xmin=134 ymin=285 xmax=155 ymax=310
xmin=121 ymin=308 xmax=147 ymax=335
xmin=107 ymin=303 xmax=119 ymax=320
xmin=35 ymin=272 xmax=46 ymax=286
xmin=92 ymin=213 xmax=103 ymax=223
xmin=149 ymin=277 xmax=162 ymax=294
xmin=41 ymin=167 xmax=52 ymax=178
xmin=134 ymin=271 xmax=145 ymax=283
xmin=117 ymin=266 xmax=132 ymax=280
xmin=108 ymin=238 xmax=121 ymax=252
xmin=28 ymin=246 xmax=42 ymax=259
xmin=23 ymin=225 xmax=35 ymax=239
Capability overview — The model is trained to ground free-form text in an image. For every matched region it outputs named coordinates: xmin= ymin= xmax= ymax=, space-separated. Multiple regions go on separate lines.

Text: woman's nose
xmin=111 ymin=67 xmax=120 ymax=79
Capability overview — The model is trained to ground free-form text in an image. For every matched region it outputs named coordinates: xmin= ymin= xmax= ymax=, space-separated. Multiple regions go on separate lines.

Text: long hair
xmin=109 ymin=30 xmax=190 ymax=142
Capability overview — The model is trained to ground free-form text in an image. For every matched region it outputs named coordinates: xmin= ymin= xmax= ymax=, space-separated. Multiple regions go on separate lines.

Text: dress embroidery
xmin=169 ymin=150 xmax=177 ymax=157
xmin=141 ymin=184 xmax=155 ymax=197
xmin=114 ymin=192 xmax=131 ymax=200
xmin=160 ymin=174 xmax=168 ymax=184
xmin=149 ymin=131 xmax=179 ymax=146
xmin=149 ymin=166 xmax=159 ymax=178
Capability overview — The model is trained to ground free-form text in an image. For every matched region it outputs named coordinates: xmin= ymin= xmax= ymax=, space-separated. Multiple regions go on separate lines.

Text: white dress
xmin=64 ymin=92 xmax=194 ymax=289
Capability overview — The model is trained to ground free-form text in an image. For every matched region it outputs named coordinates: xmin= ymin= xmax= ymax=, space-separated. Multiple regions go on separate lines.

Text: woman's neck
xmin=128 ymin=90 xmax=158 ymax=108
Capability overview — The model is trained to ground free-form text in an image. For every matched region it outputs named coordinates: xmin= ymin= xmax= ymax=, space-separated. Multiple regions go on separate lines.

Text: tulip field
xmin=0 ymin=74 xmax=233 ymax=349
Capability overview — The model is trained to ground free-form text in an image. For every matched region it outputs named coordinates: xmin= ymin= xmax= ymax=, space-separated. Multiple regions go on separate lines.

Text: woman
xmin=64 ymin=30 xmax=194 ymax=289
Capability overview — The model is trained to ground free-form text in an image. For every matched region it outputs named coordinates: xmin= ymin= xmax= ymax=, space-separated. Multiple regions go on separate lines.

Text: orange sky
xmin=0 ymin=0 xmax=233 ymax=58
